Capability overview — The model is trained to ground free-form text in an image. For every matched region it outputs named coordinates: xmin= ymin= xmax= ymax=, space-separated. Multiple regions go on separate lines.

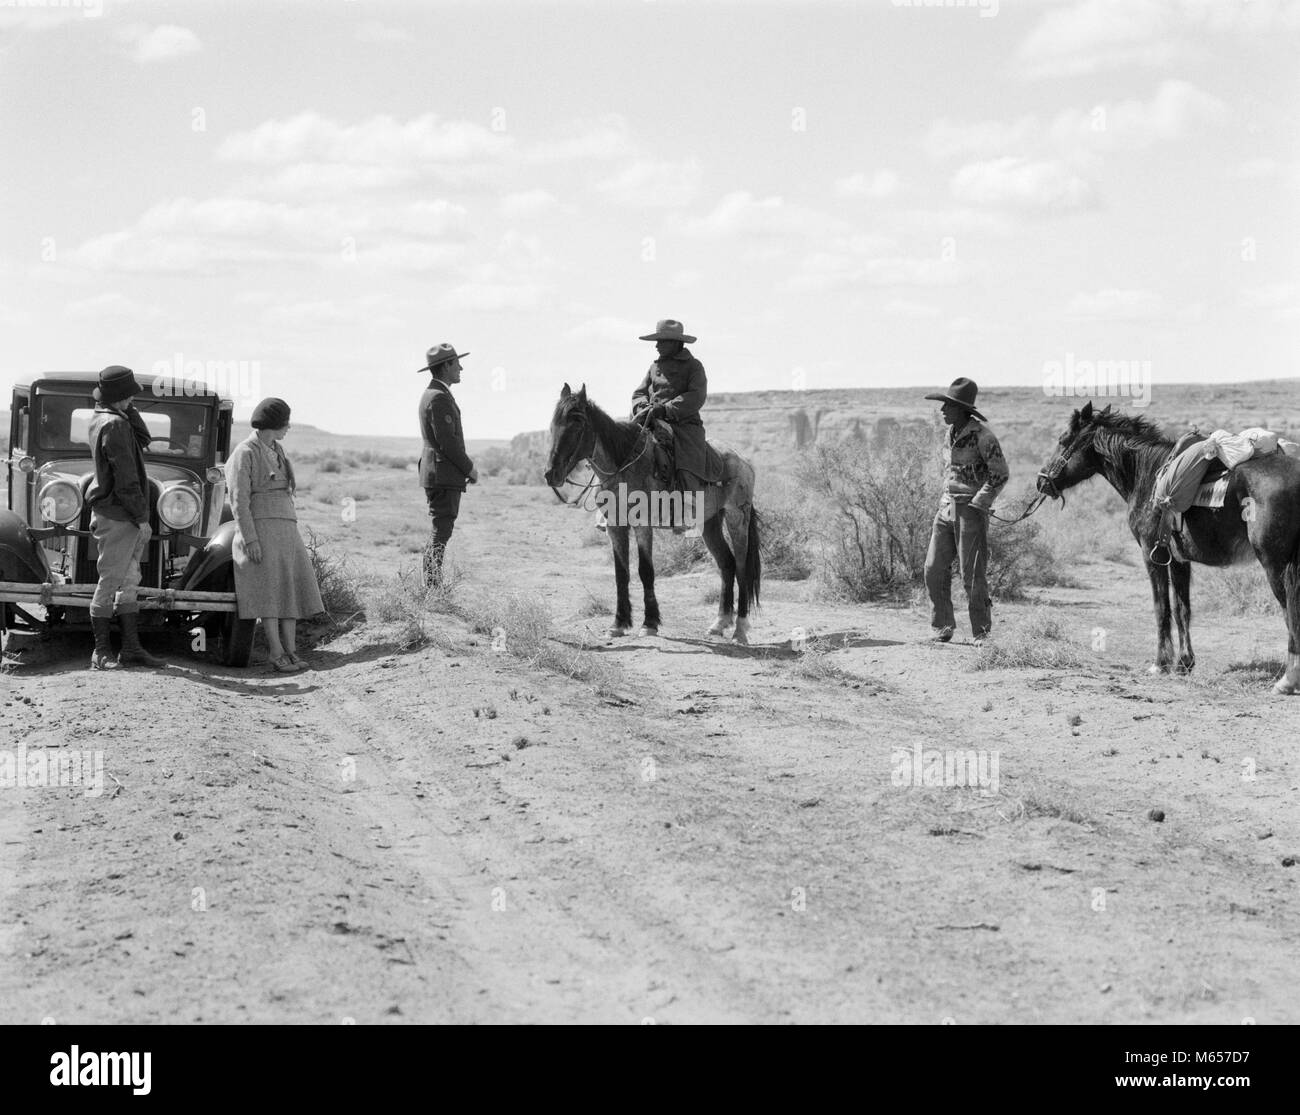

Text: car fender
xmin=177 ymin=519 xmax=238 ymax=591
xmin=0 ymin=509 xmax=49 ymax=584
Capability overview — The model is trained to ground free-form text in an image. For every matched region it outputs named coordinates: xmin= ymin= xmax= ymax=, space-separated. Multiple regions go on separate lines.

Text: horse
xmin=1036 ymin=402 xmax=1300 ymax=694
xmin=543 ymin=383 xmax=762 ymax=643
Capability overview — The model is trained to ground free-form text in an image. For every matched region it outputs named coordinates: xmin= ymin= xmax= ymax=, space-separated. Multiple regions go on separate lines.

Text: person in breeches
xmin=922 ymin=378 xmax=1009 ymax=645
xmin=417 ymin=343 xmax=477 ymax=586
xmin=85 ymin=365 xmax=167 ymax=670
xmin=630 ymin=319 xmax=707 ymax=531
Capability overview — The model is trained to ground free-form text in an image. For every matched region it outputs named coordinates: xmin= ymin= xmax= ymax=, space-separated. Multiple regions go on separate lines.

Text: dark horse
xmin=543 ymin=383 xmax=762 ymax=643
xmin=1037 ymin=402 xmax=1300 ymax=693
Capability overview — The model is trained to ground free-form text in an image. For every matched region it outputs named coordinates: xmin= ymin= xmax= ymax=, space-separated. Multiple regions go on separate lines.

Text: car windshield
xmin=35 ymin=394 xmax=211 ymax=459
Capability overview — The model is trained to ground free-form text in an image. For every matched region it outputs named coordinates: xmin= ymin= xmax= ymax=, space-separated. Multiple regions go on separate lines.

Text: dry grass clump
xmin=970 ymin=609 xmax=1087 ymax=671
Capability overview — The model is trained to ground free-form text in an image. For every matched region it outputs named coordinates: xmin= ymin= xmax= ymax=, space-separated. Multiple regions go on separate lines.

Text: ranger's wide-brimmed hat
xmin=418 ymin=343 xmax=470 ymax=372
xmin=924 ymin=377 xmax=986 ymax=421
xmin=93 ymin=365 xmax=141 ymax=405
xmin=639 ymin=319 xmax=696 ymax=344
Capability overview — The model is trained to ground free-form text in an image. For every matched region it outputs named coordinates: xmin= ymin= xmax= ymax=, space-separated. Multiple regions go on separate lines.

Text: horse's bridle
xmin=548 ymin=404 xmax=653 ymax=506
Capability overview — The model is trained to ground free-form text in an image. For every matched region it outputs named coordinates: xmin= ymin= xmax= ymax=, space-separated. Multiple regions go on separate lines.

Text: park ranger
xmin=417 ymin=343 xmax=477 ymax=586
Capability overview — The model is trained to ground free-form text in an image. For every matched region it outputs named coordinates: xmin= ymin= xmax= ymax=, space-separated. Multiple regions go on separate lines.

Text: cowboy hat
xmin=639 ymin=319 xmax=696 ymax=344
xmin=417 ymin=343 xmax=470 ymax=372
xmin=924 ymin=377 xmax=986 ymax=421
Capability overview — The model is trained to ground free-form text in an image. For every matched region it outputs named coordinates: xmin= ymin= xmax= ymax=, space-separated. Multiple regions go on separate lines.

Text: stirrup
xmin=1149 ymin=543 xmax=1172 ymax=567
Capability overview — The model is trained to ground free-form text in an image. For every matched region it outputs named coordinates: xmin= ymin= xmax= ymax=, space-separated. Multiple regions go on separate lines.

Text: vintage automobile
xmin=0 ymin=372 xmax=256 ymax=666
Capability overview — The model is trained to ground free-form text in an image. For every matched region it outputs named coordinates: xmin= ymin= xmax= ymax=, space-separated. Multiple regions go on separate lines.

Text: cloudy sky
xmin=1 ymin=0 xmax=1297 ymax=438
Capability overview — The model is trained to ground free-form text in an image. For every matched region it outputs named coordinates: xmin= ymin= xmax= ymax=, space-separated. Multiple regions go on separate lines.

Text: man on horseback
xmin=922 ymin=378 xmax=1009 ymax=645
xmin=630 ymin=319 xmax=707 ymax=532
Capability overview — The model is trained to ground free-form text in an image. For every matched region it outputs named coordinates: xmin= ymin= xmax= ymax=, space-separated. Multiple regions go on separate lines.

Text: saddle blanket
xmin=1192 ymin=474 xmax=1230 ymax=509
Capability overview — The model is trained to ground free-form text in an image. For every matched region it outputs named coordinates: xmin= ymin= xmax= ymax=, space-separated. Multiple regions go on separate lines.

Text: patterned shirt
xmin=943 ymin=416 xmax=1009 ymax=510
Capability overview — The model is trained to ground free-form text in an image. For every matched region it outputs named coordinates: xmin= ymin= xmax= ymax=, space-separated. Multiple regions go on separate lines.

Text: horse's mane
xmin=553 ymin=390 xmax=642 ymax=462
xmin=1081 ymin=406 xmax=1171 ymax=449
xmin=1076 ymin=405 xmax=1172 ymax=494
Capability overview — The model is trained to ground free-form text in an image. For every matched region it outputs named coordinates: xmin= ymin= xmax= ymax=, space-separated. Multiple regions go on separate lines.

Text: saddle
xmin=647 ymin=419 xmax=724 ymax=489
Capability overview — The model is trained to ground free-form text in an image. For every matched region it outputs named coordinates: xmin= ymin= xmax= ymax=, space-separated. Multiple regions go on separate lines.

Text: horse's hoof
xmin=607 ymin=626 xmax=631 ymax=638
xmin=707 ymin=618 xmax=732 ymax=637
xmin=1273 ymin=677 xmax=1299 ymax=696
xmin=638 ymin=626 xmax=658 ymax=638
xmin=1147 ymin=663 xmax=1170 ymax=676
xmin=731 ymin=633 xmax=749 ymax=646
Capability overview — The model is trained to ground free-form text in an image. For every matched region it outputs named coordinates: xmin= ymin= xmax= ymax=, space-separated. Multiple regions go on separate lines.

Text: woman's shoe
xmin=271 ymin=654 xmax=305 ymax=673
xmin=287 ymin=652 xmax=310 ymax=669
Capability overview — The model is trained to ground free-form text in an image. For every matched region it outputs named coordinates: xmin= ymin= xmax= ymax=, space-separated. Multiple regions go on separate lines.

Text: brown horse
xmin=1037 ymin=402 xmax=1300 ymax=693
xmin=543 ymin=383 xmax=761 ymax=643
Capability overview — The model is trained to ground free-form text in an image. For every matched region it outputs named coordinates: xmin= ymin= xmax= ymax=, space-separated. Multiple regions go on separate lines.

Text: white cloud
xmin=120 ymin=25 xmax=201 ymax=64
xmin=834 ymin=169 xmax=901 ymax=199
xmin=678 ymin=191 xmax=845 ymax=239
xmin=1016 ymin=0 xmax=1300 ymax=79
xmin=1063 ymin=288 xmax=1167 ymax=320
xmin=1048 ymin=80 xmax=1228 ymax=154
xmin=0 ymin=302 xmax=32 ymax=327
xmin=1228 ymin=157 xmax=1279 ymax=181
xmin=251 ymin=163 xmax=420 ymax=199
xmin=261 ymin=296 xmax=405 ymax=330
xmin=61 ymin=196 xmax=469 ymax=273
xmin=355 ymin=21 xmax=415 ymax=46
xmin=564 ymin=316 xmax=644 ymax=344
xmin=883 ymin=299 xmax=942 ymax=319
xmin=594 ymin=159 xmax=701 ymax=208
xmin=64 ymin=292 xmax=161 ymax=321
xmin=524 ymin=115 xmax=634 ymax=164
xmin=922 ymin=117 xmax=1038 ymax=161
xmin=218 ymin=112 xmax=511 ymax=168
xmin=498 ymin=190 xmax=560 ymax=219
xmin=951 ymin=158 xmax=1096 ymax=212
xmin=1240 ymin=283 xmax=1300 ymax=319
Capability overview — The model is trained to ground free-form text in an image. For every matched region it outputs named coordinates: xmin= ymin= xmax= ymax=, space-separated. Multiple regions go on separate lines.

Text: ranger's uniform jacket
xmin=418 ymin=379 xmax=474 ymax=491
xmin=941 ymin=416 xmax=1009 ymax=514
xmin=631 ymin=347 xmax=707 ymax=478
xmin=86 ymin=405 xmax=151 ymax=525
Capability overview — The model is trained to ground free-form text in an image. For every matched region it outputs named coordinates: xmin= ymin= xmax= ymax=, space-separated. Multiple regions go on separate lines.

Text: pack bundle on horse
xmin=544 ymin=383 xmax=762 ymax=643
xmin=1037 ymin=402 xmax=1300 ymax=693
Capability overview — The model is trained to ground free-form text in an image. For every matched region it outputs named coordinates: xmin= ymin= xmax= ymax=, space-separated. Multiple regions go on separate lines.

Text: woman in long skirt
xmin=225 ymin=397 xmax=324 ymax=672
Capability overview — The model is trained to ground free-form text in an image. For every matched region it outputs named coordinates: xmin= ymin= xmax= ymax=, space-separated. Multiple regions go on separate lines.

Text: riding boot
xmin=89 ymin=615 xmax=121 ymax=671
xmin=116 ymin=612 xmax=166 ymax=668
xmin=673 ymin=470 xmax=703 ymax=534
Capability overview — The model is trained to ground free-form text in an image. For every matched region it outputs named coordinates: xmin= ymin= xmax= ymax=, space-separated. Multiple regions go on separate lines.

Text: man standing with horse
xmin=630 ymin=319 xmax=707 ymax=531
xmin=417 ymin=342 xmax=477 ymax=586
xmin=923 ymin=378 xmax=1009 ymax=646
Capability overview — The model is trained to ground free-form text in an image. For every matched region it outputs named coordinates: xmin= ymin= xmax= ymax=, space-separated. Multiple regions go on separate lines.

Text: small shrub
xmin=970 ymin=609 xmax=1087 ymax=671
xmin=303 ymin=528 xmax=364 ymax=623
xmin=655 ymin=533 xmax=707 ymax=576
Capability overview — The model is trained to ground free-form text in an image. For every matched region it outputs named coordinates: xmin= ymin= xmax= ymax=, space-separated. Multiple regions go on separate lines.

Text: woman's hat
xmin=418 ymin=342 xmax=470 ymax=372
xmin=924 ymin=377 xmax=986 ymax=421
xmin=94 ymin=365 xmax=141 ymax=405
xmin=251 ymin=397 xmax=291 ymax=430
xmin=639 ymin=319 xmax=696 ymax=344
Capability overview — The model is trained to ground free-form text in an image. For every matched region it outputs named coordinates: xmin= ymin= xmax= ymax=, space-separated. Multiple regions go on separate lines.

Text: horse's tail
xmin=747 ymin=507 xmax=762 ymax=609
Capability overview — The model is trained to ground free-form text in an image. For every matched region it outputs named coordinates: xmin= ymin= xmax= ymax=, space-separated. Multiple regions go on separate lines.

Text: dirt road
xmin=2 ymin=478 xmax=1298 ymax=1023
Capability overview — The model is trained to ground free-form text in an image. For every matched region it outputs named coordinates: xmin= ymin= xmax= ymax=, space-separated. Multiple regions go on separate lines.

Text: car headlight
xmin=37 ymin=479 xmax=82 ymax=526
xmin=157 ymin=484 xmax=202 ymax=529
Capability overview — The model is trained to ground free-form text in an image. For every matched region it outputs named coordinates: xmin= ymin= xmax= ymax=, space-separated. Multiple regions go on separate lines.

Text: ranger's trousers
xmin=924 ymin=499 xmax=992 ymax=636
xmin=90 ymin=514 xmax=150 ymax=618
xmin=423 ymin=487 xmax=462 ymax=584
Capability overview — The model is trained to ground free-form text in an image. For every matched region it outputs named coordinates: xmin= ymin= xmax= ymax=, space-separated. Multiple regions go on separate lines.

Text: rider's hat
xmin=924 ymin=377 xmax=986 ymax=421
xmin=639 ymin=319 xmax=696 ymax=344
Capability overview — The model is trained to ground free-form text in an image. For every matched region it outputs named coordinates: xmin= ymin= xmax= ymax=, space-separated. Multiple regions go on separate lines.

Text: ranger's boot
xmin=89 ymin=616 xmax=121 ymax=671
xmin=116 ymin=612 xmax=166 ymax=668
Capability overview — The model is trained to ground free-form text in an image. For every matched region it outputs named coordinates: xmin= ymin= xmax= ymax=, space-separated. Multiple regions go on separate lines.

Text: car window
xmin=35 ymin=397 xmax=207 ymax=458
